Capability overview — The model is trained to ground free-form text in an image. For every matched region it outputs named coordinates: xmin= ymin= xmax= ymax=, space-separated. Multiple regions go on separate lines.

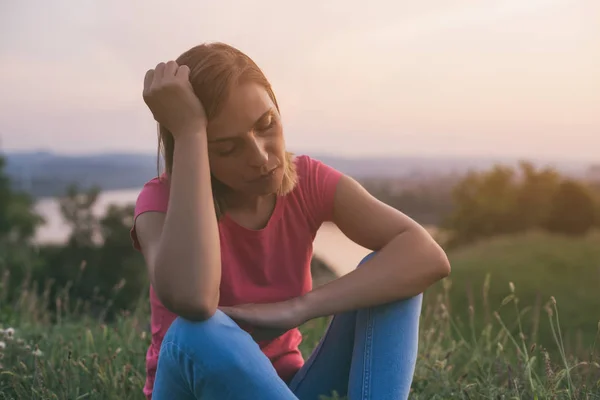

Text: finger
xmin=143 ymin=69 xmax=154 ymax=94
xmin=164 ymin=60 xmax=178 ymax=78
xmin=153 ymin=62 xmax=166 ymax=85
xmin=175 ymin=64 xmax=190 ymax=81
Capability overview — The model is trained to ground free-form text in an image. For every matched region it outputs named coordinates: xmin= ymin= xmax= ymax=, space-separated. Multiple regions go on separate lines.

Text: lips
xmin=251 ymin=166 xmax=279 ymax=181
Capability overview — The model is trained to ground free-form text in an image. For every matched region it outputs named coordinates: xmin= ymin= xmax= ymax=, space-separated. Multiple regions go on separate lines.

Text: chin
xmin=252 ymin=168 xmax=284 ymax=195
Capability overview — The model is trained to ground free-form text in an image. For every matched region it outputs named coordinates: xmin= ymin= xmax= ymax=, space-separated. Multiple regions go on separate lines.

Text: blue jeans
xmin=152 ymin=253 xmax=423 ymax=399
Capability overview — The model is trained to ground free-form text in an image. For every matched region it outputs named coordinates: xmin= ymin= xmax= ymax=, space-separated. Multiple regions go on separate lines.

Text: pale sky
xmin=1 ymin=0 xmax=598 ymax=161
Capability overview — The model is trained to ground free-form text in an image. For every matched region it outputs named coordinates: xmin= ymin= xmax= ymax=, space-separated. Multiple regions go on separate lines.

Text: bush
xmin=545 ymin=179 xmax=596 ymax=236
xmin=443 ymin=161 xmax=599 ymax=247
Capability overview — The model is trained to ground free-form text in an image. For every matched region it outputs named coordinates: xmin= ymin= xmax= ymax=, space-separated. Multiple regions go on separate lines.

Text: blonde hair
xmin=157 ymin=42 xmax=297 ymax=219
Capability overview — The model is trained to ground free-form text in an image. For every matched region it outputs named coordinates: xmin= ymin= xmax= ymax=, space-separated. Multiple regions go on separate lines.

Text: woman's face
xmin=206 ymin=82 xmax=286 ymax=197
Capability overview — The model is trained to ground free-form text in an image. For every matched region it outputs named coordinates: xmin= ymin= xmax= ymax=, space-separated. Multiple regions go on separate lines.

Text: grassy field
xmin=427 ymin=230 xmax=600 ymax=359
xmin=2 ymin=232 xmax=600 ymax=399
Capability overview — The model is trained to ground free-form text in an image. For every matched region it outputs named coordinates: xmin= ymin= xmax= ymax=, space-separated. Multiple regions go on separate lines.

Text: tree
xmin=59 ymin=184 xmax=101 ymax=247
xmin=0 ymin=157 xmax=44 ymax=243
xmin=0 ymin=155 xmax=45 ymax=315
xmin=443 ymin=165 xmax=520 ymax=246
xmin=97 ymin=203 xmax=146 ymax=312
xmin=544 ymin=179 xmax=596 ymax=236
xmin=512 ymin=161 xmax=561 ymax=231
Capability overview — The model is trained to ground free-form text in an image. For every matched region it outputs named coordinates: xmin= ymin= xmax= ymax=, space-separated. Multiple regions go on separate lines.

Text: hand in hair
xmin=143 ymin=61 xmax=207 ymax=138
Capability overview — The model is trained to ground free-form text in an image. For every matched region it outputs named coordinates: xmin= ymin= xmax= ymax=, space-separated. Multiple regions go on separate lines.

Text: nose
xmin=247 ymin=135 xmax=269 ymax=168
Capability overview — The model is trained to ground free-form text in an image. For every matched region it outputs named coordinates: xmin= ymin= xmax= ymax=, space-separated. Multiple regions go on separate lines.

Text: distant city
xmin=3 ymin=150 xmax=599 ymax=198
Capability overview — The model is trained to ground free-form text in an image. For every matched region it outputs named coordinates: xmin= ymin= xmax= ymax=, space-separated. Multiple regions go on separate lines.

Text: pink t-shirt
xmin=130 ymin=155 xmax=343 ymax=399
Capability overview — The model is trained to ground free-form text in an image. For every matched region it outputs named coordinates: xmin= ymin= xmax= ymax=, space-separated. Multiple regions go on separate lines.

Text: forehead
xmin=207 ymin=82 xmax=275 ymax=139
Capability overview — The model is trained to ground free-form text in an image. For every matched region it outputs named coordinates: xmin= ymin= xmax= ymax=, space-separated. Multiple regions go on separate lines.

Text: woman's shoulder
xmin=134 ymin=174 xmax=170 ymax=216
xmin=291 ymin=154 xmax=342 ymax=187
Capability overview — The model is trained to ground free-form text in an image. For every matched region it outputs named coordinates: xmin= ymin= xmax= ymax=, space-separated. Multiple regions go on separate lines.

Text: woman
xmin=131 ymin=42 xmax=450 ymax=400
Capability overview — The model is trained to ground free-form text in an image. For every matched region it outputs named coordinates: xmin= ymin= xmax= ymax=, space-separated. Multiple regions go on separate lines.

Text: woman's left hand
xmin=220 ymin=298 xmax=309 ymax=341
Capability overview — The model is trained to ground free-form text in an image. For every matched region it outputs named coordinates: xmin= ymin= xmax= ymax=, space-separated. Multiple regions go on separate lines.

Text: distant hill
xmin=5 ymin=152 xmax=159 ymax=197
xmin=3 ymin=151 xmax=592 ymax=198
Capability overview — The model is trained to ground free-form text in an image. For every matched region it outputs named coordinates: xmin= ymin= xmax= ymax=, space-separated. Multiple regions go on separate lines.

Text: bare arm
xmin=300 ymin=174 xmax=450 ymax=319
xmin=135 ymin=61 xmax=221 ymax=320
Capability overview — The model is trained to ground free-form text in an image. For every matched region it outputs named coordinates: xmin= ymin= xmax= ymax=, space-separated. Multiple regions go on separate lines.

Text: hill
xmin=3 ymin=151 xmax=592 ymax=198
xmin=430 ymin=230 xmax=600 ymax=358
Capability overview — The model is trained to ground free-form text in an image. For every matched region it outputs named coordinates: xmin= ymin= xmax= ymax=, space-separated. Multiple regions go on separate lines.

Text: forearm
xmin=301 ymin=227 xmax=450 ymax=320
xmin=155 ymin=133 xmax=221 ymax=315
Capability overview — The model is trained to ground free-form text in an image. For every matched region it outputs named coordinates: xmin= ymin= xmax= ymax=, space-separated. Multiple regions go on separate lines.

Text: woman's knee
xmin=161 ymin=310 xmax=259 ymax=374
xmin=386 ymin=292 xmax=423 ymax=323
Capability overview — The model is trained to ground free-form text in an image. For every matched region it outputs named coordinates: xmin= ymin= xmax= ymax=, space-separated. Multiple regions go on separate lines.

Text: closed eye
xmin=256 ymin=114 xmax=276 ymax=133
xmin=216 ymin=145 xmax=237 ymax=156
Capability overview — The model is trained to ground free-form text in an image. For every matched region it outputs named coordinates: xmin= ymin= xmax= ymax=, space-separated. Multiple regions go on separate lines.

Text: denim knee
xmin=162 ymin=310 xmax=257 ymax=376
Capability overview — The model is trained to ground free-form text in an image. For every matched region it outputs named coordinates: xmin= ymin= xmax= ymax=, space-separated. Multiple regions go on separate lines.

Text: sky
xmin=1 ymin=0 xmax=599 ymax=161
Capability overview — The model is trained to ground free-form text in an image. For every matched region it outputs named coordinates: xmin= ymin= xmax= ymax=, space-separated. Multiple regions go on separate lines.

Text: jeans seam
xmin=361 ymin=308 xmax=374 ymax=400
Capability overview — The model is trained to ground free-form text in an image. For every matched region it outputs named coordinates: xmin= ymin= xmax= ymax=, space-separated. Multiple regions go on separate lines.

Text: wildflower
xmin=0 ymin=341 xmax=5 ymax=350
xmin=32 ymin=347 xmax=43 ymax=357
xmin=4 ymin=328 xmax=14 ymax=339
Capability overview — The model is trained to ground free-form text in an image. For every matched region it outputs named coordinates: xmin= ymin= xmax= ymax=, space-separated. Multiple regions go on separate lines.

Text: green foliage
xmin=444 ymin=161 xmax=598 ymax=247
xmin=0 ymin=157 xmax=44 ymax=243
xmin=0 ymin=174 xmax=146 ymax=321
xmin=545 ymin=179 xmax=596 ymax=236
xmin=35 ymin=185 xmax=146 ymax=319
xmin=59 ymin=184 xmax=102 ymax=247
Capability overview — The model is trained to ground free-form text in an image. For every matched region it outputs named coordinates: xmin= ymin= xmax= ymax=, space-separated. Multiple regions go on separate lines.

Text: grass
xmin=2 ymin=232 xmax=600 ymax=399
xmin=429 ymin=230 xmax=600 ymax=360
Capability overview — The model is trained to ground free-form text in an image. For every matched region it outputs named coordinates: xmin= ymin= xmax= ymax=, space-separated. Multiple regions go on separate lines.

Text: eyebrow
xmin=208 ymin=109 xmax=274 ymax=143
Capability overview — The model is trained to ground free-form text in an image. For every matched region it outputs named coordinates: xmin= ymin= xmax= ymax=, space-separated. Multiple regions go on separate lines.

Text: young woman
xmin=131 ymin=42 xmax=450 ymax=400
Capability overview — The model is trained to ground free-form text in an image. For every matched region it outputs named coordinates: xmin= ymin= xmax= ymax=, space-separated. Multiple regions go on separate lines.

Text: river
xmin=33 ymin=189 xmax=371 ymax=276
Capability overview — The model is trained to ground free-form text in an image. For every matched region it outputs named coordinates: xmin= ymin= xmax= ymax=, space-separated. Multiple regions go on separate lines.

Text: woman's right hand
xmin=143 ymin=61 xmax=207 ymax=138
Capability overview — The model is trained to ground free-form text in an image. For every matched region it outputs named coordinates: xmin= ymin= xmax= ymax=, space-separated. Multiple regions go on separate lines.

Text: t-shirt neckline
xmin=220 ymin=194 xmax=285 ymax=236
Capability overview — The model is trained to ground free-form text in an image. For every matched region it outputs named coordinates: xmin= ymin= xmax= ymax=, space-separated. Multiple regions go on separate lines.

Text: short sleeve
xmin=295 ymin=155 xmax=343 ymax=229
xmin=130 ymin=176 xmax=170 ymax=251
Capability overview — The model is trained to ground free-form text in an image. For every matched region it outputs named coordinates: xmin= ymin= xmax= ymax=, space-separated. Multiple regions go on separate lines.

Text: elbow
xmin=437 ymin=253 xmax=451 ymax=279
xmin=431 ymin=244 xmax=451 ymax=280
xmin=414 ymin=230 xmax=450 ymax=282
xmin=160 ymin=291 xmax=219 ymax=321
xmin=174 ymin=300 xmax=218 ymax=322
xmin=153 ymin=276 xmax=220 ymax=321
